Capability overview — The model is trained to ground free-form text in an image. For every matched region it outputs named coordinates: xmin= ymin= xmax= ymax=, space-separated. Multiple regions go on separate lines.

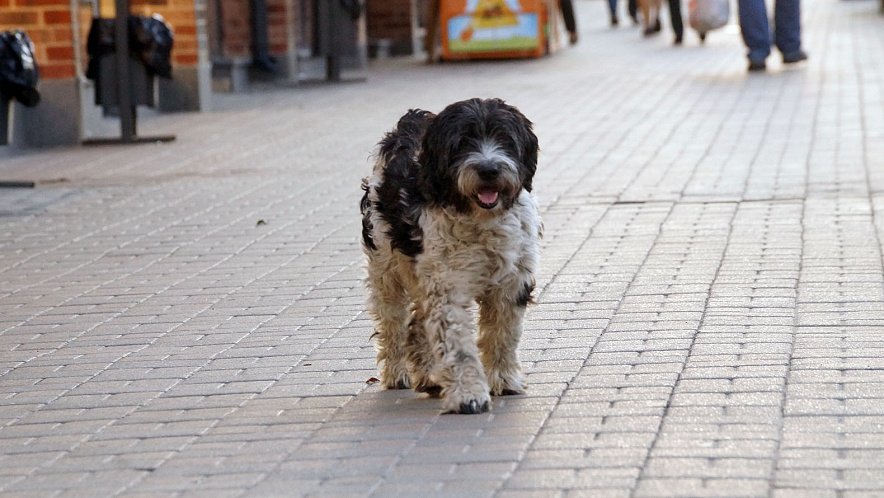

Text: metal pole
xmin=0 ymin=95 xmax=9 ymax=146
xmin=326 ymin=1 xmax=341 ymax=81
xmin=82 ymin=0 xmax=176 ymax=146
xmin=114 ymin=0 xmax=135 ymax=142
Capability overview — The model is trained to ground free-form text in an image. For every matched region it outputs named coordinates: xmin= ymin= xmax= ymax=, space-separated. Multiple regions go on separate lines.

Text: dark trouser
xmin=560 ymin=0 xmax=577 ymax=33
xmin=668 ymin=0 xmax=683 ymax=39
xmin=607 ymin=0 xmax=638 ymax=20
xmin=738 ymin=0 xmax=802 ymax=61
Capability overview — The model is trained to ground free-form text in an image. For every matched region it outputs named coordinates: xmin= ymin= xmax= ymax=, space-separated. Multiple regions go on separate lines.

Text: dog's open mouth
xmin=476 ymin=189 xmax=499 ymax=209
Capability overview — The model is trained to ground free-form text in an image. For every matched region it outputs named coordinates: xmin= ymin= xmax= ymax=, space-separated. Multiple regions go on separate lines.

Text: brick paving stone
xmin=1 ymin=0 xmax=884 ymax=496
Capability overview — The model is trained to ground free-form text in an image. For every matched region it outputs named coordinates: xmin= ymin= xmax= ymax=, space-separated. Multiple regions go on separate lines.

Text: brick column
xmin=366 ymin=0 xmax=414 ymax=57
xmin=213 ymin=0 xmax=297 ymax=91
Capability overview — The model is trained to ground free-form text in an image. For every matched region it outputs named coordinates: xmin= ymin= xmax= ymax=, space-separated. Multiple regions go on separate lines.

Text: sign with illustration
xmin=440 ymin=0 xmax=546 ymax=59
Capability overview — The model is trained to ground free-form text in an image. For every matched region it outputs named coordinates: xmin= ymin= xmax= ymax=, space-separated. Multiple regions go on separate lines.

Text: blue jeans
xmin=737 ymin=0 xmax=802 ymax=62
xmin=607 ymin=0 xmax=638 ymax=20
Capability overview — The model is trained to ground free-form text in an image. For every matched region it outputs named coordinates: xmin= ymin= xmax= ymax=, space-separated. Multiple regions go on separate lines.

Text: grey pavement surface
xmin=2 ymin=0 xmax=884 ymax=496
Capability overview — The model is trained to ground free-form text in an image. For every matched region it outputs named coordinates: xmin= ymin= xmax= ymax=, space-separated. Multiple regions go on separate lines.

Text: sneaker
xmin=782 ymin=49 xmax=808 ymax=64
xmin=748 ymin=59 xmax=766 ymax=72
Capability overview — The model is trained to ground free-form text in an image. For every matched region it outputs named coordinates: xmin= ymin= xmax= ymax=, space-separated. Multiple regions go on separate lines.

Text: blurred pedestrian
xmin=560 ymin=0 xmax=579 ymax=44
xmin=738 ymin=0 xmax=808 ymax=71
xmin=668 ymin=0 xmax=684 ymax=44
xmin=636 ymin=0 xmax=681 ymax=42
xmin=608 ymin=0 xmax=639 ymax=26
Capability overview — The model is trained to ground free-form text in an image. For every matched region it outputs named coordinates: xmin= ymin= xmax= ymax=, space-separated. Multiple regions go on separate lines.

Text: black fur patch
xmin=360 ymin=179 xmax=376 ymax=251
xmin=516 ymin=280 xmax=536 ymax=307
xmin=373 ymin=109 xmax=434 ymax=258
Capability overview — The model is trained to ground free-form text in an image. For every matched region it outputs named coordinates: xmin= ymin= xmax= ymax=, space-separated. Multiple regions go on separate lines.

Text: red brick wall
xmin=0 ymin=0 xmax=76 ymax=80
xmin=367 ymin=0 xmax=413 ymax=55
xmin=219 ymin=0 xmax=250 ymax=57
xmin=267 ymin=0 xmax=288 ymax=54
xmin=217 ymin=0 xmax=292 ymax=59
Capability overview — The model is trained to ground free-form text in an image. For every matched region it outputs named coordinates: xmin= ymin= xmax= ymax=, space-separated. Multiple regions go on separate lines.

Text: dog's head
xmin=418 ymin=98 xmax=538 ymax=213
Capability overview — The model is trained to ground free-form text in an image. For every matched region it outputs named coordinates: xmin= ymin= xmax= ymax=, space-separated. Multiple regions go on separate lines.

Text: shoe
xmin=782 ymin=49 xmax=808 ymax=64
xmin=674 ymin=35 xmax=683 ymax=45
xmin=611 ymin=16 xmax=619 ymax=26
xmin=654 ymin=18 xmax=662 ymax=32
xmin=569 ymin=32 xmax=579 ymax=45
xmin=748 ymin=59 xmax=766 ymax=72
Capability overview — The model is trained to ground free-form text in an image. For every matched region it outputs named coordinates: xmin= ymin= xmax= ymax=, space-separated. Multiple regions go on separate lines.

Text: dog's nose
xmin=476 ymin=161 xmax=500 ymax=181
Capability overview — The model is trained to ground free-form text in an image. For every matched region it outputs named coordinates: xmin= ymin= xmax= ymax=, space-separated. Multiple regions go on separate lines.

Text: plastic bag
xmin=131 ymin=15 xmax=174 ymax=79
xmin=0 ymin=30 xmax=40 ymax=107
xmin=689 ymin=0 xmax=730 ymax=35
xmin=86 ymin=14 xmax=174 ymax=81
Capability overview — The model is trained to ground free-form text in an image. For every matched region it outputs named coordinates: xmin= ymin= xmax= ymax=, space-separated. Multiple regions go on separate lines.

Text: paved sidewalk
xmin=2 ymin=0 xmax=884 ymax=496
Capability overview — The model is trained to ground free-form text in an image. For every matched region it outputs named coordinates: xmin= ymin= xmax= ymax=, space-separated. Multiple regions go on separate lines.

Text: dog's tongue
xmin=478 ymin=189 xmax=499 ymax=205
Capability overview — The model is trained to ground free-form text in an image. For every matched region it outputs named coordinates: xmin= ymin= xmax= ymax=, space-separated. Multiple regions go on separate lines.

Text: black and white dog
xmin=360 ymin=98 xmax=541 ymax=414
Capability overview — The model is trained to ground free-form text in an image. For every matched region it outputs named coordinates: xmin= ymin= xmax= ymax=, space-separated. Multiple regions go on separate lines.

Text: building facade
xmin=0 ymin=0 xmax=425 ymax=149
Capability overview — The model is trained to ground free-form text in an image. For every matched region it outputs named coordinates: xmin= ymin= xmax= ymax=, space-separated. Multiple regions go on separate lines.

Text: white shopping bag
xmin=689 ymin=0 xmax=730 ymax=37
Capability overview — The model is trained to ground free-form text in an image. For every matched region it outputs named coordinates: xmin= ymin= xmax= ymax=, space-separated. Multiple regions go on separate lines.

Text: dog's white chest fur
xmin=417 ymin=191 xmax=540 ymax=299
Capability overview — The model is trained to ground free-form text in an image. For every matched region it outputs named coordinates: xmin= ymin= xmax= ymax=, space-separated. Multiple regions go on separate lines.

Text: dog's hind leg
xmin=367 ymin=260 xmax=411 ymax=390
xmin=405 ymin=305 xmax=441 ymax=397
xmin=477 ymin=283 xmax=531 ymax=396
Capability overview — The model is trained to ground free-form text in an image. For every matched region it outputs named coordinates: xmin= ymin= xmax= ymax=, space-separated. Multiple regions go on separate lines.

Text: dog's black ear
xmin=374 ymin=109 xmax=433 ymax=257
xmin=418 ymin=111 xmax=467 ymax=209
xmin=498 ymin=100 xmax=539 ymax=192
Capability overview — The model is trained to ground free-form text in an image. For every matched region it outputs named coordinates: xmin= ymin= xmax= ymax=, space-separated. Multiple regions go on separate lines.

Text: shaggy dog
xmin=360 ymin=98 xmax=541 ymax=414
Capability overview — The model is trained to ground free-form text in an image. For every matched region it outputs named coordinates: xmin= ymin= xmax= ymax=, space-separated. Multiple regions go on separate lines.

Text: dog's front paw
xmin=448 ymin=398 xmax=490 ymax=414
xmin=380 ymin=362 xmax=411 ymax=390
xmin=443 ymin=395 xmax=491 ymax=414
xmin=441 ymin=387 xmax=492 ymax=414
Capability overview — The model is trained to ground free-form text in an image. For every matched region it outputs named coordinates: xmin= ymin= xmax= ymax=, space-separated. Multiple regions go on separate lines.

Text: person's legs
xmin=773 ymin=0 xmax=805 ymax=60
xmin=667 ymin=0 xmax=684 ymax=43
xmin=608 ymin=0 xmax=619 ymax=24
xmin=560 ymin=0 xmax=579 ymax=42
xmin=628 ymin=0 xmax=639 ymax=22
xmin=737 ymin=0 xmax=772 ymax=64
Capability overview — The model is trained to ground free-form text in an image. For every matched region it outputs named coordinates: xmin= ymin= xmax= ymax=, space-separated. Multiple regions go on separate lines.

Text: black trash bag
xmin=340 ymin=0 xmax=363 ymax=20
xmin=0 ymin=30 xmax=40 ymax=107
xmin=85 ymin=17 xmax=112 ymax=81
xmin=86 ymin=14 xmax=174 ymax=81
xmin=131 ymin=15 xmax=174 ymax=79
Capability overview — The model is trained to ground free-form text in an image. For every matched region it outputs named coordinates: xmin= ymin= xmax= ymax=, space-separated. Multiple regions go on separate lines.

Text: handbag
xmin=688 ymin=0 xmax=730 ymax=40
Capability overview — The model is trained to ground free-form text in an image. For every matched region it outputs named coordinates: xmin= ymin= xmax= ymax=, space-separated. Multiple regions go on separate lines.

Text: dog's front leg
xmin=478 ymin=289 xmax=527 ymax=396
xmin=423 ymin=287 xmax=491 ymax=414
